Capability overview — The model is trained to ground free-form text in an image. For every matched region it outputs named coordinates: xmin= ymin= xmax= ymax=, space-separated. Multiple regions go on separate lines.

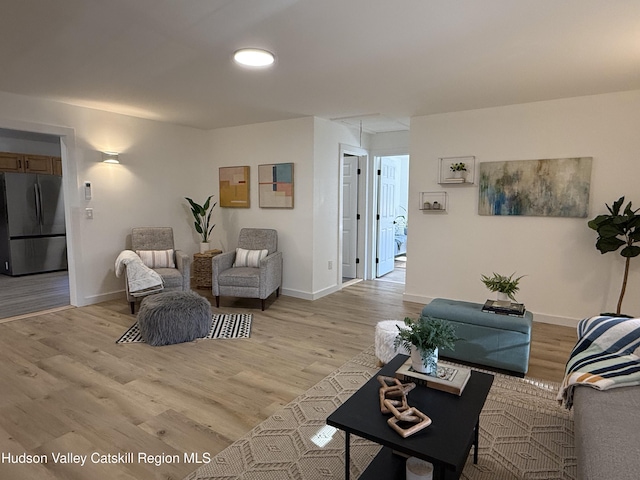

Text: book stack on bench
xmin=482 ymin=300 xmax=526 ymax=317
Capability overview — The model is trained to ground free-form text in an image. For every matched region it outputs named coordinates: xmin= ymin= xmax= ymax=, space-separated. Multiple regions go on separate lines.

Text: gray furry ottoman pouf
xmin=137 ymin=291 xmax=211 ymax=346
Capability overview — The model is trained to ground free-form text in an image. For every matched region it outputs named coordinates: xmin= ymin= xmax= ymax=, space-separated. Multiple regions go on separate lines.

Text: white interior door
xmin=377 ymin=157 xmax=398 ymax=277
xmin=342 ymin=155 xmax=358 ymax=279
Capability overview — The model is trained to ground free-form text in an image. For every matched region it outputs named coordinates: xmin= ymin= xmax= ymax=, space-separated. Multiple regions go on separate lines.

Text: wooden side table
xmin=193 ymin=249 xmax=222 ymax=289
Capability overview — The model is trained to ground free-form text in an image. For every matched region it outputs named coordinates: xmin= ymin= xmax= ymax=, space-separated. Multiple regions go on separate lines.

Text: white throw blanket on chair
xmin=115 ymin=250 xmax=164 ymax=296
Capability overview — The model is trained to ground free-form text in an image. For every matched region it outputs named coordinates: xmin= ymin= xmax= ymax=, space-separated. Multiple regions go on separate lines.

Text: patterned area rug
xmin=116 ymin=314 xmax=252 ymax=343
xmin=184 ymin=346 xmax=576 ymax=480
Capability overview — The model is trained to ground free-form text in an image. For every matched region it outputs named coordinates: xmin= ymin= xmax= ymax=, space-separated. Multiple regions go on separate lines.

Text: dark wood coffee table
xmin=326 ymin=354 xmax=494 ymax=480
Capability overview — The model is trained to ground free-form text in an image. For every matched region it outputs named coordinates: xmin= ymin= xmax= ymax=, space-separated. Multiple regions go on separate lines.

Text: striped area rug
xmin=116 ymin=313 xmax=252 ymax=344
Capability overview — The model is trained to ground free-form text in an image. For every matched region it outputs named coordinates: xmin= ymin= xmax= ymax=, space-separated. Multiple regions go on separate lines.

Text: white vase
xmin=410 ymin=346 xmax=438 ymax=375
xmin=199 ymin=242 xmax=210 ymax=254
xmin=496 ymin=292 xmax=511 ymax=306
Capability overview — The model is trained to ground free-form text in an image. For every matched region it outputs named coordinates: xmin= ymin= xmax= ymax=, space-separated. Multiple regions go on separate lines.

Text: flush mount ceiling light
xmin=233 ymin=48 xmax=275 ymax=67
xmin=102 ymin=151 xmax=120 ymax=164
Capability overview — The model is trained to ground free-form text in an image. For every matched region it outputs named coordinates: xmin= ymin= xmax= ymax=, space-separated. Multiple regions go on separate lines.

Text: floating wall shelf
xmin=420 ymin=192 xmax=448 ymax=212
xmin=438 ymin=156 xmax=476 ymax=185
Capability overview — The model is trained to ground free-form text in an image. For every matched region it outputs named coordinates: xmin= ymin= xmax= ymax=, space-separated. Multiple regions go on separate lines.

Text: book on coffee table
xmin=394 ymin=358 xmax=471 ymax=396
xmin=482 ymin=300 xmax=526 ymax=317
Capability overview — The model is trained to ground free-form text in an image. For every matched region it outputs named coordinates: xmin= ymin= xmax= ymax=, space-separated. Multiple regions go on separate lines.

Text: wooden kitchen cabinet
xmin=0 ymin=152 xmax=24 ymax=172
xmin=23 ymin=154 xmax=53 ymax=174
xmin=52 ymin=156 xmax=62 ymax=176
xmin=0 ymin=152 xmax=61 ymax=175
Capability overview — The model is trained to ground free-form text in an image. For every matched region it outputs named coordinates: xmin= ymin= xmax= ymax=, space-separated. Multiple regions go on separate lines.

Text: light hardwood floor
xmin=0 ymin=281 xmax=576 ymax=480
xmin=0 ymin=271 xmax=70 ymax=320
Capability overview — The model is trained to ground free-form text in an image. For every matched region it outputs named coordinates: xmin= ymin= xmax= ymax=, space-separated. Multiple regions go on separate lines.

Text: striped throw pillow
xmin=136 ymin=249 xmax=175 ymax=268
xmin=234 ymin=248 xmax=268 ymax=268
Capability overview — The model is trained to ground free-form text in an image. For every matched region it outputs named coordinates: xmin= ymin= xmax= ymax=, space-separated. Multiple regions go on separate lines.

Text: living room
xmin=1 ymin=2 xmax=639 ymax=479
xmin=2 ymin=89 xmax=637 ymax=322
xmin=0 ymin=2 xmax=637 ymax=319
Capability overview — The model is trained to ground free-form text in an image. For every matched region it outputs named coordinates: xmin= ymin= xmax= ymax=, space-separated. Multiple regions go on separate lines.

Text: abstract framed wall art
xmin=219 ymin=166 xmax=250 ymax=208
xmin=478 ymin=157 xmax=592 ymax=217
xmin=258 ymin=163 xmax=294 ymax=208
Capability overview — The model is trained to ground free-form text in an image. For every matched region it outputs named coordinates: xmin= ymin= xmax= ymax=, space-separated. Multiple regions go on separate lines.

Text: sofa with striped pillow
xmin=558 ymin=315 xmax=640 ymax=480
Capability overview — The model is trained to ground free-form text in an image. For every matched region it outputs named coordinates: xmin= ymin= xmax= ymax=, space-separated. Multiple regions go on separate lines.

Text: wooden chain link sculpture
xmin=377 ymin=376 xmax=432 ymax=438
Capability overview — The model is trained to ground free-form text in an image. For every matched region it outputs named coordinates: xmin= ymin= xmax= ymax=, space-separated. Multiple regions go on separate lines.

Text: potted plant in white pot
xmin=481 ymin=272 xmax=524 ymax=306
xmin=185 ymin=195 xmax=216 ymax=253
xmin=449 ymin=162 xmax=467 ymax=180
xmin=394 ymin=317 xmax=458 ymax=375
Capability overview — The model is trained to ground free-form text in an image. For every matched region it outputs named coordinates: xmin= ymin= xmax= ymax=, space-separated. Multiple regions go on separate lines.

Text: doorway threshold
xmin=0 ymin=305 xmax=75 ymax=324
xmin=341 ymin=278 xmax=363 ymax=288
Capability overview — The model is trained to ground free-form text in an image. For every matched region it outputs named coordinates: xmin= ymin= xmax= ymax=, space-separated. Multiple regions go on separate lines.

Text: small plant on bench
xmin=481 ymin=272 xmax=524 ymax=304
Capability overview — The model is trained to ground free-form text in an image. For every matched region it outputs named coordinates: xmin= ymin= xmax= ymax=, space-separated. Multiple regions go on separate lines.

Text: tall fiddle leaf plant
xmin=588 ymin=196 xmax=640 ymax=315
xmin=185 ymin=195 xmax=216 ymax=243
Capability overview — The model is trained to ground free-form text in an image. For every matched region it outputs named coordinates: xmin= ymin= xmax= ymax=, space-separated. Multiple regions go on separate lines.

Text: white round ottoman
xmin=375 ymin=320 xmax=410 ymax=364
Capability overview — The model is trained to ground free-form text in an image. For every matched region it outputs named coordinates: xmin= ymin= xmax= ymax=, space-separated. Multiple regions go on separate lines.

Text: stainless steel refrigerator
xmin=0 ymin=172 xmax=67 ymax=276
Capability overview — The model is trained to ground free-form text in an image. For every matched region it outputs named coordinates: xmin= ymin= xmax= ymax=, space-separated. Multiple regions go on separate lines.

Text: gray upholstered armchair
xmin=125 ymin=227 xmax=191 ymax=313
xmin=212 ymin=228 xmax=282 ymax=310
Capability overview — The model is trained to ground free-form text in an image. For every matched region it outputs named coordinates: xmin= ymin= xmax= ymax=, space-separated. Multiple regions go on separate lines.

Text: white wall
xmin=406 ymin=90 xmax=640 ymax=325
xmin=370 ymin=130 xmax=409 ymax=156
xmin=0 ymin=91 xmax=212 ymax=306
xmin=209 ymin=116 xmax=362 ymax=299
xmin=209 ymin=117 xmax=316 ymax=297
xmin=312 ymin=118 xmax=362 ymax=296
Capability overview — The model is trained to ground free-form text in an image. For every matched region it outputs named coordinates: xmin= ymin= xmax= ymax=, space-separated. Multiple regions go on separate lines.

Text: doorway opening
xmin=0 ymin=127 xmax=70 ymax=320
xmin=339 ymin=145 xmax=369 ymax=286
xmin=342 ymin=153 xmax=358 ymax=284
xmin=375 ymin=155 xmax=409 ymax=284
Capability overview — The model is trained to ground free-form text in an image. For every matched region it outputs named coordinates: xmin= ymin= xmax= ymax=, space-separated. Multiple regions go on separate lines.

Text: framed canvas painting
xmin=258 ymin=163 xmax=294 ymax=208
xmin=478 ymin=157 xmax=592 ymax=217
xmin=219 ymin=166 xmax=250 ymax=208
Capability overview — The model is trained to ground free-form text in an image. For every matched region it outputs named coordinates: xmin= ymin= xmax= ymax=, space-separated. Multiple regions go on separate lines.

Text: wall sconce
xmin=102 ymin=151 xmax=120 ymax=164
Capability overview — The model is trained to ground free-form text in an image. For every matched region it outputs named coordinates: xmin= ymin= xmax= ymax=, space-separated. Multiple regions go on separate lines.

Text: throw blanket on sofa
xmin=557 ymin=315 xmax=640 ymax=409
xmin=115 ymin=250 xmax=164 ymax=296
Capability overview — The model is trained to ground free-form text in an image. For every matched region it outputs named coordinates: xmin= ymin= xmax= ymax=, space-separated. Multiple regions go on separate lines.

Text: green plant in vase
xmin=450 ymin=162 xmax=467 ymax=173
xmin=449 ymin=162 xmax=468 ymax=180
xmin=481 ymin=272 xmax=524 ymax=304
xmin=394 ymin=317 xmax=457 ymax=375
xmin=185 ymin=195 xmax=216 ymax=247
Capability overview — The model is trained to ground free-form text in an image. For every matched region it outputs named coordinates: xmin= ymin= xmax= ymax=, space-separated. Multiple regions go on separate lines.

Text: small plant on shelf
xmin=450 ymin=162 xmax=467 ymax=172
xmin=481 ymin=272 xmax=524 ymax=301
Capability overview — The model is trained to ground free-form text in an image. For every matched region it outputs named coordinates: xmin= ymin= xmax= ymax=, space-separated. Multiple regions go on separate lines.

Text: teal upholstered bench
xmin=421 ymin=298 xmax=532 ymax=375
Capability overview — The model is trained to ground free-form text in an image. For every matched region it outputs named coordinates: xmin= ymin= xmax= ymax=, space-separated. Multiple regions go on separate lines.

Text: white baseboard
xmin=80 ymin=290 xmax=125 ymax=306
xmin=280 ymin=288 xmax=314 ymax=300
xmin=402 ymin=293 xmax=434 ymax=305
xmin=282 ymin=284 xmax=340 ymax=301
xmin=402 ymin=293 xmax=580 ymax=328
xmin=88 ymin=287 xmax=336 ymax=305
xmin=532 ymin=313 xmax=579 ymax=328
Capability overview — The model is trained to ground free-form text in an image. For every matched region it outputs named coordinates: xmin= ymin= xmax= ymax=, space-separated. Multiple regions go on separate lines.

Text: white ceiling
xmin=1 ymin=0 xmax=639 ymax=132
